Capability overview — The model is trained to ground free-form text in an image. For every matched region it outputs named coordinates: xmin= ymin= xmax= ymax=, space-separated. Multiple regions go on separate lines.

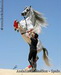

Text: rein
xmin=23 ymin=16 xmax=27 ymax=30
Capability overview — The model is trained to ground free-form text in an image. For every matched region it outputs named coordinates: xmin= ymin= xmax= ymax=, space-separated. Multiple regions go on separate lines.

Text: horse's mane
xmin=33 ymin=9 xmax=48 ymax=27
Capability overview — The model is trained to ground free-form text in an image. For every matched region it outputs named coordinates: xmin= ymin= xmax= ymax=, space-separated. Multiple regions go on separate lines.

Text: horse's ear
xmin=30 ymin=6 xmax=31 ymax=8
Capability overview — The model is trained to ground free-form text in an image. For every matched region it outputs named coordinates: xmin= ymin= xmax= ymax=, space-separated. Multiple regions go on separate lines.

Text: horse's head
xmin=21 ymin=6 xmax=31 ymax=17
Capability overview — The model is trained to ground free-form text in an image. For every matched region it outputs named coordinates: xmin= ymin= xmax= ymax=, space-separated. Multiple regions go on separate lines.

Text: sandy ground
xmin=0 ymin=69 xmax=61 ymax=75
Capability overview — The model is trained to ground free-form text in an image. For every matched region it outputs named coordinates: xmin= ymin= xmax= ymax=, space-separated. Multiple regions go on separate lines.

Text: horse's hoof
xmin=14 ymin=28 xmax=17 ymax=31
xmin=17 ymin=30 xmax=19 ymax=32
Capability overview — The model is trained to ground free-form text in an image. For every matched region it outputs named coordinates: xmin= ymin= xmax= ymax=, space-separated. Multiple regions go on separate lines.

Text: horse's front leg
xmin=18 ymin=25 xmax=31 ymax=44
xmin=13 ymin=20 xmax=31 ymax=44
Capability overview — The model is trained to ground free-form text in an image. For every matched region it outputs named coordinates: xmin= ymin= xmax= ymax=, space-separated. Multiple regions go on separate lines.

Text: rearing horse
xmin=13 ymin=6 xmax=51 ymax=67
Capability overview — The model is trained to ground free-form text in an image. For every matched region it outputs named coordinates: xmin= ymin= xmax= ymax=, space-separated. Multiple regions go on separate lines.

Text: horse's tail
xmin=42 ymin=47 xmax=51 ymax=66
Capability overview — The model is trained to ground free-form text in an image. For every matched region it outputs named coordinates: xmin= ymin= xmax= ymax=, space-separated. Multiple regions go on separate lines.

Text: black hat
xmin=34 ymin=33 xmax=38 ymax=39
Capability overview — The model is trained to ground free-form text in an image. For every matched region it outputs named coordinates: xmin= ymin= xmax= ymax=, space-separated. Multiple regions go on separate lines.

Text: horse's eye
xmin=27 ymin=9 xmax=30 ymax=11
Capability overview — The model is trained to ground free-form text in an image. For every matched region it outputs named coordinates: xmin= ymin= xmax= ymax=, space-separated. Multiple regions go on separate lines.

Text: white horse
xmin=14 ymin=6 xmax=51 ymax=67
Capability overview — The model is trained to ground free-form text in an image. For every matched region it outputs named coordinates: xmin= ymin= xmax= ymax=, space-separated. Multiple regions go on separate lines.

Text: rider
xmin=28 ymin=32 xmax=38 ymax=71
xmin=21 ymin=28 xmax=39 ymax=71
